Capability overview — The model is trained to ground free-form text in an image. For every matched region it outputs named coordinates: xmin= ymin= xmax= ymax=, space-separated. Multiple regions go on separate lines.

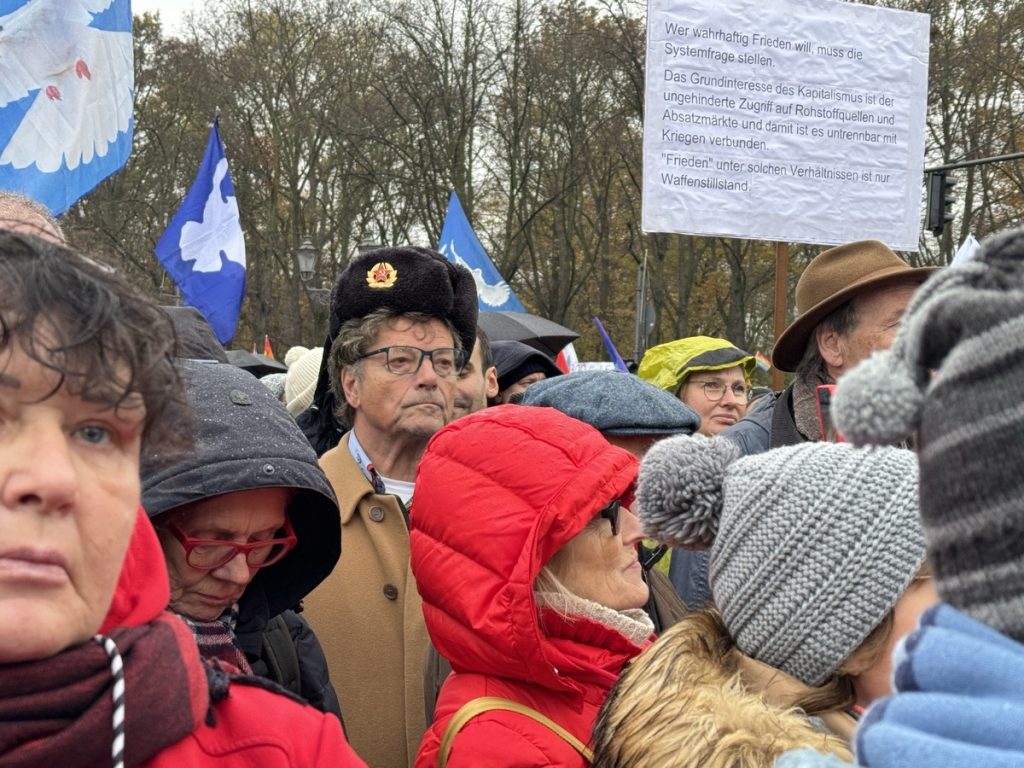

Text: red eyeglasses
xmin=163 ymin=518 xmax=297 ymax=571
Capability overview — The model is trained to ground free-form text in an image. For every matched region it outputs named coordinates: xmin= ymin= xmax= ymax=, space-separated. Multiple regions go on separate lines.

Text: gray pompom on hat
xmin=834 ymin=227 xmax=1024 ymax=642
xmin=637 ymin=434 xmax=737 ymax=547
xmin=638 ymin=437 xmax=925 ymax=686
xmin=520 ymin=371 xmax=701 ymax=436
xmin=259 ymin=371 xmax=287 ymax=401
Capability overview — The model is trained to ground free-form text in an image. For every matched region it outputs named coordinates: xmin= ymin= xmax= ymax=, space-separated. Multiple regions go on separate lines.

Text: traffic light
xmin=927 ymin=171 xmax=956 ymax=236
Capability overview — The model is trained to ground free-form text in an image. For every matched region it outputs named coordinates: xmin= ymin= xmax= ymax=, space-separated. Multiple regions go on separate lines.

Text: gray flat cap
xmin=521 ymin=371 xmax=700 ymax=435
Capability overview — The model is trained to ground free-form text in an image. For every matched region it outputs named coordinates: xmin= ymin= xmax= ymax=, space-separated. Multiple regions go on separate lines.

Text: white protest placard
xmin=642 ymin=0 xmax=930 ymax=250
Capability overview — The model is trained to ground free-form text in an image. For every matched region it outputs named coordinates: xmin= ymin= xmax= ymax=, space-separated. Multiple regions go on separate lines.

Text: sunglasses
xmin=163 ymin=518 xmax=297 ymax=571
xmin=598 ymin=500 xmax=622 ymax=536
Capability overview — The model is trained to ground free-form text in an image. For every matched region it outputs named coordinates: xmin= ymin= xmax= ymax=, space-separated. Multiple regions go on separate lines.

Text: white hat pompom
xmin=284 ymin=345 xmax=309 ymax=368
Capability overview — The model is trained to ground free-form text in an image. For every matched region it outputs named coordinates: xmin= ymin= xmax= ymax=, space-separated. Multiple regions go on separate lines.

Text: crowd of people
xmin=1 ymin=188 xmax=1022 ymax=768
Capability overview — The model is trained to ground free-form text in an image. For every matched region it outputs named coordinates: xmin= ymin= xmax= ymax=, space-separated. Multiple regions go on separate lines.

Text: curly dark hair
xmin=0 ymin=232 xmax=189 ymax=451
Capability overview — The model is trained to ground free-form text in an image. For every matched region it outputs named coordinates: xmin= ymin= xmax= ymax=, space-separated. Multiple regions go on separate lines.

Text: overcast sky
xmin=132 ymin=0 xmax=203 ymax=36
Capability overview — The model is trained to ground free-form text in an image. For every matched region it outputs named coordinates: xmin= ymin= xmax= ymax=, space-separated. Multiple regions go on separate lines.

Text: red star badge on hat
xmin=366 ymin=262 xmax=398 ymax=288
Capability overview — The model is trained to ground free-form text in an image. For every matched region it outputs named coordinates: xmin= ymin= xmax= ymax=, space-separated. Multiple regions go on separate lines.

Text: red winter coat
xmin=411 ymin=406 xmax=651 ymax=767
xmin=113 ymin=510 xmax=368 ymax=768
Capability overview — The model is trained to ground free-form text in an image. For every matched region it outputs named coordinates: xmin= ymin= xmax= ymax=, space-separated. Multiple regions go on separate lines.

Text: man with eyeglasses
xmin=302 ymin=246 xmax=478 ymax=768
xmin=665 ymin=242 xmax=937 ymax=614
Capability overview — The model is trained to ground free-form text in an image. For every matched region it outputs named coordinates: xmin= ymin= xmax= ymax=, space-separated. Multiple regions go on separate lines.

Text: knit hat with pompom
xmin=638 ymin=435 xmax=924 ymax=686
xmin=833 ymin=227 xmax=1024 ymax=642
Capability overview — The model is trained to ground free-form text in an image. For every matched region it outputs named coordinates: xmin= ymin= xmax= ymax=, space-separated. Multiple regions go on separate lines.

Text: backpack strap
xmin=260 ymin=613 xmax=302 ymax=694
xmin=437 ymin=696 xmax=593 ymax=767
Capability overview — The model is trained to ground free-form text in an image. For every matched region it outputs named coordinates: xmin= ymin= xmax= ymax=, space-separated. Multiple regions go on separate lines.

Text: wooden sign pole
xmin=772 ymin=241 xmax=789 ymax=391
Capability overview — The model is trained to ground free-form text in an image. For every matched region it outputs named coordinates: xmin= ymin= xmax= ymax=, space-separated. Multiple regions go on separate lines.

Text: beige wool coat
xmin=303 ymin=433 xmax=429 ymax=768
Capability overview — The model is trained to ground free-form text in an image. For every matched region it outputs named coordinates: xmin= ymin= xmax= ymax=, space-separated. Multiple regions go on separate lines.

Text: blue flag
xmin=593 ymin=316 xmax=629 ymax=373
xmin=155 ymin=118 xmax=246 ymax=344
xmin=0 ymin=0 xmax=134 ymax=214
xmin=438 ymin=191 xmax=525 ymax=312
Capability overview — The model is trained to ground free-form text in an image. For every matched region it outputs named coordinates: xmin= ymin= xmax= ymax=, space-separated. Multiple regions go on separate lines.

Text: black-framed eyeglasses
xmin=688 ymin=379 xmax=751 ymax=403
xmin=163 ymin=518 xmax=297 ymax=571
xmin=357 ymin=345 xmax=465 ymax=378
xmin=598 ymin=500 xmax=621 ymax=536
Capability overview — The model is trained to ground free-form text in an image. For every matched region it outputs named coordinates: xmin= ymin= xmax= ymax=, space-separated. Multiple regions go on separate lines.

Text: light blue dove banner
xmin=155 ymin=118 xmax=246 ymax=345
xmin=0 ymin=0 xmax=134 ymax=215
xmin=438 ymin=191 xmax=525 ymax=312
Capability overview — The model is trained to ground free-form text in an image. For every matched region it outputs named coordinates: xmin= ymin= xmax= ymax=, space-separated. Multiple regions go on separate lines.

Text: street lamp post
xmin=295 ymin=237 xmax=318 ymax=282
xmin=295 ymin=238 xmax=331 ymax=343
xmin=295 ymin=237 xmax=332 ymax=306
xmin=356 ymin=238 xmax=380 ymax=256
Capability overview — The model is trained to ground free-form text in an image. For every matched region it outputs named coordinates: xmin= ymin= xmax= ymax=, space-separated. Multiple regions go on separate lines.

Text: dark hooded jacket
xmin=141 ymin=361 xmax=343 ymax=718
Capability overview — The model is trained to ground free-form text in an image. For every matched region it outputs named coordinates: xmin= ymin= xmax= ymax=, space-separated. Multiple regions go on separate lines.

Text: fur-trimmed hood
xmin=592 ymin=612 xmax=853 ymax=768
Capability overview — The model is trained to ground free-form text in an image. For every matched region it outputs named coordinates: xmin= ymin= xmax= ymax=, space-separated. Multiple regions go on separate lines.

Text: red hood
xmin=99 ymin=506 xmax=170 ymax=633
xmin=411 ymin=405 xmax=642 ymax=698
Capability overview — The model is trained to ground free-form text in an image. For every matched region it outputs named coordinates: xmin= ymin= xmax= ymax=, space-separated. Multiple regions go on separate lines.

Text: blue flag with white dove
xmin=155 ymin=118 xmax=246 ymax=344
xmin=438 ymin=191 xmax=525 ymax=312
xmin=0 ymin=0 xmax=134 ymax=214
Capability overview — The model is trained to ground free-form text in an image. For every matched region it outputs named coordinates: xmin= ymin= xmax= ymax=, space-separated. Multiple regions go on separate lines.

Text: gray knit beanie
xmin=833 ymin=227 xmax=1024 ymax=642
xmin=638 ymin=435 xmax=925 ymax=686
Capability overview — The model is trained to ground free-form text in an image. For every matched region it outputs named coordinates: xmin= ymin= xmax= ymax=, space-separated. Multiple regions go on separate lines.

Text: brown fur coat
xmin=591 ymin=612 xmax=854 ymax=768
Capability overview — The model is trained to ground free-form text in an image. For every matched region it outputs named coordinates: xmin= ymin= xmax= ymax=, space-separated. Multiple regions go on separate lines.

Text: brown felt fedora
xmin=772 ymin=240 xmax=939 ymax=372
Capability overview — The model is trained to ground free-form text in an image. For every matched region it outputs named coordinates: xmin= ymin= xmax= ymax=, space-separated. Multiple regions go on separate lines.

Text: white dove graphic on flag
xmin=0 ymin=0 xmax=134 ymax=214
xmin=155 ymin=118 xmax=246 ymax=344
xmin=437 ymin=191 xmax=525 ymax=312
xmin=179 ymin=157 xmax=245 ymax=273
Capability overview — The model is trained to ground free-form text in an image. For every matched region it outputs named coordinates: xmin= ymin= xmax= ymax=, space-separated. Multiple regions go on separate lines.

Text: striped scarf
xmin=179 ymin=603 xmax=253 ymax=674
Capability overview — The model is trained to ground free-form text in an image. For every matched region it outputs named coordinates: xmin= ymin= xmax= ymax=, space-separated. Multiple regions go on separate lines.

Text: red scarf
xmin=0 ymin=612 xmax=208 ymax=767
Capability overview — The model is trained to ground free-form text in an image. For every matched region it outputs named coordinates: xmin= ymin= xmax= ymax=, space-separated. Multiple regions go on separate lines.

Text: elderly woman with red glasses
xmin=411 ymin=405 xmax=655 ymax=767
xmin=142 ymin=360 xmax=343 ymax=720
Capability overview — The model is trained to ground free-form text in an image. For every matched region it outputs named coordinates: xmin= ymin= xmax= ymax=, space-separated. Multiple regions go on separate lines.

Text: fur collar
xmin=592 ymin=613 xmax=853 ymax=767
xmin=536 ymin=592 xmax=655 ymax=646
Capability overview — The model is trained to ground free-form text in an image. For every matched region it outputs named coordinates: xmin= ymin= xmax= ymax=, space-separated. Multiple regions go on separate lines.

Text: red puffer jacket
xmin=411 ymin=406 xmax=651 ymax=767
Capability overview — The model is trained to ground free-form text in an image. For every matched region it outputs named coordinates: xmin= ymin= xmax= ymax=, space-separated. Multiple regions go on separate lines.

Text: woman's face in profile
xmin=0 ymin=343 xmax=143 ymax=663
xmin=546 ymin=502 xmax=649 ymax=612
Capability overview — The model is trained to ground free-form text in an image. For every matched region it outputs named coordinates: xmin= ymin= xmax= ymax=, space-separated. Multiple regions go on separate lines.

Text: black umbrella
xmin=225 ymin=349 xmax=288 ymax=377
xmin=478 ymin=311 xmax=579 ymax=357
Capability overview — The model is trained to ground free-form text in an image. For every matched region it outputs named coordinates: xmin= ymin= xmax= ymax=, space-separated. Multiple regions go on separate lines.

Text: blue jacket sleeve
xmin=855 ymin=604 xmax=1024 ymax=768
xmin=722 ymin=393 xmax=776 ymax=456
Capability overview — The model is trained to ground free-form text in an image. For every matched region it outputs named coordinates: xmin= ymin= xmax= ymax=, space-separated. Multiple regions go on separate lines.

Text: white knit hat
xmin=285 ymin=346 xmax=323 ymax=417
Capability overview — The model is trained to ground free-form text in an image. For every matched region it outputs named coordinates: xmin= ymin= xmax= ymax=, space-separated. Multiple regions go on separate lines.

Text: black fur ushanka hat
xmin=302 ymin=247 xmax=478 ymax=451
